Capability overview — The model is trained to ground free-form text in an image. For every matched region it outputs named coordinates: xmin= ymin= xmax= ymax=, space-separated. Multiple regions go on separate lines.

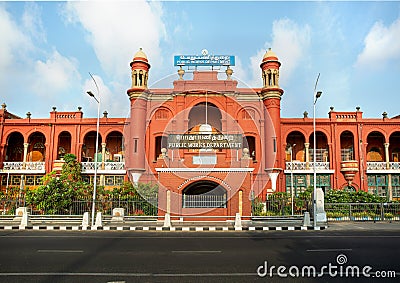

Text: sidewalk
xmin=327 ymin=221 xmax=400 ymax=231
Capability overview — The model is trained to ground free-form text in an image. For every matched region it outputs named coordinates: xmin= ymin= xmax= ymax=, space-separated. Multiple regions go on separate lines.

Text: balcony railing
xmin=285 ymin=162 xmax=330 ymax=171
xmin=81 ymin=162 xmax=125 ymax=172
xmin=2 ymin=162 xmax=45 ymax=172
xmin=367 ymin=162 xmax=400 ymax=171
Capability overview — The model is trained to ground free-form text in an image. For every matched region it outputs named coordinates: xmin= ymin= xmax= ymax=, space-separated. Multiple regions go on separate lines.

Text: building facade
xmin=1 ymin=48 xmax=399 ymax=217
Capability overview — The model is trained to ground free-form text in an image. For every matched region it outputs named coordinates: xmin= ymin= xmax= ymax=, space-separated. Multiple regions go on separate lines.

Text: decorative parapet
xmin=285 ymin=162 xmax=331 ymax=171
xmin=50 ymin=110 xmax=83 ymax=120
xmin=81 ymin=162 xmax=125 ymax=174
xmin=2 ymin=162 xmax=45 ymax=173
xmin=366 ymin=162 xmax=400 ymax=173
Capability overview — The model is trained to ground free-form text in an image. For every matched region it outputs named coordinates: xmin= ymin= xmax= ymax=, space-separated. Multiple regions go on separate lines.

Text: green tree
xmin=26 ymin=154 xmax=91 ymax=214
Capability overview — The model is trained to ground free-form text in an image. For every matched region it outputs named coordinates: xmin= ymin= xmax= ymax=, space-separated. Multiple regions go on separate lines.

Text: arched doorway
xmin=340 ymin=131 xmax=355 ymax=161
xmin=106 ymin=131 xmax=124 ymax=162
xmin=57 ymin=131 xmax=72 ymax=160
xmin=366 ymin=131 xmax=385 ymax=161
xmin=182 ymin=180 xmax=227 ymax=208
xmin=82 ymin=131 xmax=103 ymax=162
xmin=28 ymin=132 xmax=46 ymax=162
xmin=5 ymin=132 xmax=24 ymax=161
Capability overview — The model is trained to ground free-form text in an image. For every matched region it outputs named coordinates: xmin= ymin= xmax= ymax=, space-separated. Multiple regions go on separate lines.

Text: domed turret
xmin=128 ymin=48 xmax=151 ymax=92
xmin=260 ymin=48 xmax=281 ymax=89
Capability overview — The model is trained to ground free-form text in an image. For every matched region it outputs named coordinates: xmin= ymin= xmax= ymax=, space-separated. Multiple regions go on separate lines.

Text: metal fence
xmin=252 ymin=195 xmax=311 ymax=216
xmin=325 ymin=203 xmax=400 ymax=221
xmin=252 ymin=197 xmax=400 ymax=221
xmin=182 ymin=194 xmax=227 ymax=208
xmin=0 ymin=197 xmax=158 ymax=216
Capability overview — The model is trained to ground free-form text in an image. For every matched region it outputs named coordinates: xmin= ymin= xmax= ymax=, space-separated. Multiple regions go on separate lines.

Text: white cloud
xmin=22 ymin=2 xmax=46 ymax=43
xmin=33 ymin=50 xmax=81 ymax=97
xmin=356 ymin=18 xmax=400 ymax=69
xmin=63 ymin=1 xmax=166 ymax=82
xmin=248 ymin=18 xmax=311 ymax=87
xmin=0 ymin=6 xmax=31 ymax=75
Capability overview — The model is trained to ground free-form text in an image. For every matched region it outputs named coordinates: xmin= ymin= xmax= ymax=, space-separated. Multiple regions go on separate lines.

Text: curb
xmin=0 ymin=225 xmax=327 ymax=231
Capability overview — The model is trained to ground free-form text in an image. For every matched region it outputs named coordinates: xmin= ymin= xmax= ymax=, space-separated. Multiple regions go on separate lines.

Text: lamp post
xmin=313 ymin=73 xmax=322 ymax=228
xmin=87 ymin=72 xmax=100 ymax=227
xmin=290 ymin=144 xmax=296 ymax=216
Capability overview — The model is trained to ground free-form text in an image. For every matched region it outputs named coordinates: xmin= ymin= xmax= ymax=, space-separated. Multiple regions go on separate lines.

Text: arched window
xmin=243 ymin=136 xmax=256 ymax=161
xmin=154 ymin=136 xmax=167 ymax=160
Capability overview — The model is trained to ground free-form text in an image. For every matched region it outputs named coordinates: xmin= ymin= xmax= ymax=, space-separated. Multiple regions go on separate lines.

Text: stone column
xmin=101 ymin=142 xmax=106 ymax=169
xmin=384 ymin=143 xmax=390 ymax=169
xmin=304 ymin=143 xmax=310 ymax=168
xmin=388 ymin=174 xmax=393 ymax=201
xmin=22 ymin=143 xmax=29 ymax=164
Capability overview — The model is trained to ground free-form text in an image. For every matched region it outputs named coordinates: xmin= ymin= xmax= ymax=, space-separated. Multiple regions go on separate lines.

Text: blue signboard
xmin=174 ymin=54 xmax=235 ymax=67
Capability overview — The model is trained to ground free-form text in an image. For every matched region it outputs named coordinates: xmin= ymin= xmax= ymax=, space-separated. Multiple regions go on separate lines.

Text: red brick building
xmin=1 ymin=48 xmax=399 ymax=217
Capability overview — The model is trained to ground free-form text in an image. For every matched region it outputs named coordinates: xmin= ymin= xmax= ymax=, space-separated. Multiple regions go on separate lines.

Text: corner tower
xmin=126 ymin=48 xmax=150 ymax=183
xmin=260 ymin=49 xmax=284 ymax=190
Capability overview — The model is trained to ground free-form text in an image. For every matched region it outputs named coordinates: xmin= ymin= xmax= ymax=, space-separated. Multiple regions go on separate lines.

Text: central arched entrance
xmin=182 ymin=180 xmax=227 ymax=208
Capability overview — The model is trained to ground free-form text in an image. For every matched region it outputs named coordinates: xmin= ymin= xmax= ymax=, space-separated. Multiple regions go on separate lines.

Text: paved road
xmin=0 ymin=225 xmax=399 ymax=282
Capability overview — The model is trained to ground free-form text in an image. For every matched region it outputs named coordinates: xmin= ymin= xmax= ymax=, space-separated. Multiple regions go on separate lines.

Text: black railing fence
xmin=0 ymin=197 xmax=158 ymax=216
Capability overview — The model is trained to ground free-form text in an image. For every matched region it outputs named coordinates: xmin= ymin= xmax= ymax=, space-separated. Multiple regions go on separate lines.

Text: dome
xmin=133 ymin=48 xmax=148 ymax=61
xmin=130 ymin=47 xmax=150 ymax=68
xmin=262 ymin=48 xmax=278 ymax=61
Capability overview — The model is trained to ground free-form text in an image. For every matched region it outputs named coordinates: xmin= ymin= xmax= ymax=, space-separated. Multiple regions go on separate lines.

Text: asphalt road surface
xmin=0 ymin=226 xmax=399 ymax=283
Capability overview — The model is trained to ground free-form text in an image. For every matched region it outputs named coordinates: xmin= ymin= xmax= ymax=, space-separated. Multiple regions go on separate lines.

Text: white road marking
xmin=37 ymin=250 xmax=83 ymax=253
xmin=172 ymin=250 xmax=222 ymax=254
xmin=306 ymin=248 xmax=353 ymax=252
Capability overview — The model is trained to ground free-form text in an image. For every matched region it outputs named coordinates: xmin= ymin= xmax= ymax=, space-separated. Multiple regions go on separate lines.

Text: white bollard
xmin=234 ymin=213 xmax=242 ymax=230
xmin=19 ymin=208 xmax=30 ymax=228
xmin=303 ymin=212 xmax=311 ymax=227
xmin=82 ymin=212 xmax=89 ymax=230
xmin=163 ymin=213 xmax=171 ymax=228
xmin=111 ymin=208 xmax=124 ymax=222
xmin=95 ymin=212 xmax=103 ymax=228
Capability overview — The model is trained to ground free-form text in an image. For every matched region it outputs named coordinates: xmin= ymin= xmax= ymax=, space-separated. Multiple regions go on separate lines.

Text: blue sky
xmin=1 ymin=1 xmax=400 ymax=119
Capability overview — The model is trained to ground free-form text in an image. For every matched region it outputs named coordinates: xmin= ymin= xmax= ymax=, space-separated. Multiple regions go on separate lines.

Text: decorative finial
xmin=78 ymin=106 xmax=82 ymax=112
xmin=330 ymin=106 xmax=334 ymax=112
xmin=356 ymin=106 xmax=360 ymax=112
xmin=103 ymin=110 xmax=108 ymax=118
xmin=52 ymin=106 xmax=57 ymax=112
xmin=303 ymin=111 xmax=308 ymax=118
xmin=226 ymin=66 xmax=233 ymax=80
xmin=26 ymin=112 xmax=31 ymax=119
xmin=178 ymin=66 xmax=185 ymax=80
xmin=1 ymin=103 xmax=6 ymax=110
xmin=382 ymin=112 xmax=388 ymax=119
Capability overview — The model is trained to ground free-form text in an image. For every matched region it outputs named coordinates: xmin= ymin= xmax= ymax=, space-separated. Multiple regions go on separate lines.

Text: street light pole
xmin=87 ymin=72 xmax=100 ymax=227
xmin=313 ymin=73 xmax=322 ymax=228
